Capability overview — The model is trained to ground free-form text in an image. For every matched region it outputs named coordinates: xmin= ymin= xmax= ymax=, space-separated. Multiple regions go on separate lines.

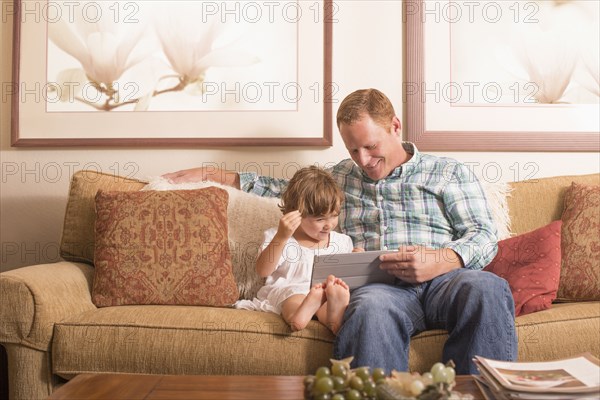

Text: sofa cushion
xmin=407 ymin=302 xmax=600 ymax=371
xmin=60 ymin=171 xmax=147 ymax=263
xmin=52 ymin=305 xmax=335 ymax=378
xmin=143 ymin=177 xmax=281 ymax=300
xmin=92 ymin=188 xmax=239 ymax=307
xmin=484 ymin=221 xmax=562 ymax=316
xmin=51 ymin=302 xmax=600 ymax=377
xmin=512 ymin=302 xmax=600 ymax=362
xmin=557 ymin=182 xmax=600 ymax=301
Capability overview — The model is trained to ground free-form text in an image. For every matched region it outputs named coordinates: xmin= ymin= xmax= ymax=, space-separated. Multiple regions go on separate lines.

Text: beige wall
xmin=1 ymin=2 xmax=599 ymax=271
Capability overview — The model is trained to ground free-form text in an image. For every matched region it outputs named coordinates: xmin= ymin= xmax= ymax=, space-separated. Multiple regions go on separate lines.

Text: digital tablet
xmin=310 ymin=250 xmax=397 ymax=290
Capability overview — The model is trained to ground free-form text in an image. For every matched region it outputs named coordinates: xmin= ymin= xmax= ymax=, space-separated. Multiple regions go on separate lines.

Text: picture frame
xmin=405 ymin=0 xmax=599 ymax=151
xmin=10 ymin=0 xmax=333 ymax=147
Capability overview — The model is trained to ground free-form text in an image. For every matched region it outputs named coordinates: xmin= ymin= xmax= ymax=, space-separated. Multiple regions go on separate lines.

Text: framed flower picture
xmin=405 ymin=0 xmax=599 ymax=151
xmin=10 ymin=0 xmax=334 ymax=146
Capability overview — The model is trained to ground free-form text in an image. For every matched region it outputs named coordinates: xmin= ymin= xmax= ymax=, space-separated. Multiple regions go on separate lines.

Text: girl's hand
xmin=276 ymin=210 xmax=302 ymax=239
xmin=352 ymin=247 xmax=365 ymax=253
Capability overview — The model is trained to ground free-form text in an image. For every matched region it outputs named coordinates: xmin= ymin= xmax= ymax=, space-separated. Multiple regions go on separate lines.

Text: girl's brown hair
xmin=279 ymin=166 xmax=344 ymax=217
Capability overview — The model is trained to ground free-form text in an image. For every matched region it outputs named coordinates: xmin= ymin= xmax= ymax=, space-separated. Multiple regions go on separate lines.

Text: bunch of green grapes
xmin=303 ymin=357 xmax=386 ymax=400
xmin=303 ymin=359 xmax=458 ymax=400
xmin=376 ymin=361 xmax=458 ymax=400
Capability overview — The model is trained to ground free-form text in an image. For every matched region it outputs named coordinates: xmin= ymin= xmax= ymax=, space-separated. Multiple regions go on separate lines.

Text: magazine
xmin=474 ymin=353 xmax=600 ymax=400
xmin=474 ymin=375 xmax=599 ymax=400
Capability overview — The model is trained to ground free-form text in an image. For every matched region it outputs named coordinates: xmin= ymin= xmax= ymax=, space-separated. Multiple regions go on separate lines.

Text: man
xmin=164 ymin=88 xmax=517 ymax=374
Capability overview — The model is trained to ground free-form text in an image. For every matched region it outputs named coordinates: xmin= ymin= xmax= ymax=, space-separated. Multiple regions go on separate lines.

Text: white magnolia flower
xmin=581 ymin=50 xmax=600 ymax=98
xmin=514 ymin=30 xmax=577 ymax=104
xmin=497 ymin=1 xmax=597 ymax=104
xmin=154 ymin=5 xmax=259 ymax=91
xmin=48 ymin=1 xmax=158 ymax=109
xmin=50 ymin=22 xmax=144 ymax=85
xmin=578 ymin=13 xmax=600 ymax=98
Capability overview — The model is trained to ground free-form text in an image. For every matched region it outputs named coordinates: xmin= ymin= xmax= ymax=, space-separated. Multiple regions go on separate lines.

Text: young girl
xmin=236 ymin=166 xmax=354 ymax=334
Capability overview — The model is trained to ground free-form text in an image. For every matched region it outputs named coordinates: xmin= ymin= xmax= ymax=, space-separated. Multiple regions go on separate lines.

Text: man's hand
xmin=275 ymin=211 xmax=302 ymax=240
xmin=162 ymin=167 xmax=206 ymax=183
xmin=379 ymin=245 xmax=463 ymax=283
xmin=162 ymin=167 xmax=240 ymax=188
xmin=352 ymin=247 xmax=365 ymax=253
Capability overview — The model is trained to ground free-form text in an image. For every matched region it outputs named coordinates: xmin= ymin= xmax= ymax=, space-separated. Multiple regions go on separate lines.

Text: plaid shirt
xmin=240 ymin=143 xmax=498 ymax=270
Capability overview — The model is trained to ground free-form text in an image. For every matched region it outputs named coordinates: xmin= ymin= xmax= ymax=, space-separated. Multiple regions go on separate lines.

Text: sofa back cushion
xmin=60 ymin=170 xmax=147 ymax=263
xmin=507 ymin=173 xmax=599 ymax=236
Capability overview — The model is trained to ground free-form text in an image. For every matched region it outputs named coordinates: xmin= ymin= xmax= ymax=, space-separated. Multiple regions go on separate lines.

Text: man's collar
xmin=387 ymin=142 xmax=419 ymax=178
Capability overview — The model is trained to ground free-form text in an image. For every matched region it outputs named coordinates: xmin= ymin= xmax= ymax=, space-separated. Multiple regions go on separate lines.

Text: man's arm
xmin=441 ymin=162 xmax=499 ymax=270
xmin=163 ymin=167 xmax=289 ymax=197
xmin=163 ymin=167 xmax=240 ymax=189
xmin=379 ymin=162 xmax=498 ymax=283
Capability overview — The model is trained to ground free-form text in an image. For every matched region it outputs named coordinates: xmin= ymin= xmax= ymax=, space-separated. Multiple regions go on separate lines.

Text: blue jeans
xmin=333 ymin=269 xmax=517 ymax=374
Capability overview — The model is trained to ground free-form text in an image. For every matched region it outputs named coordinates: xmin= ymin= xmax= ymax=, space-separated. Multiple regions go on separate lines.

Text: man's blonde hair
xmin=336 ymin=88 xmax=396 ymax=128
xmin=279 ymin=166 xmax=343 ymax=217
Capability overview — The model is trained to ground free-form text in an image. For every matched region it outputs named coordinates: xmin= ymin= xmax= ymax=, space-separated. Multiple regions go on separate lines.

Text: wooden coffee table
xmin=48 ymin=374 xmax=484 ymax=399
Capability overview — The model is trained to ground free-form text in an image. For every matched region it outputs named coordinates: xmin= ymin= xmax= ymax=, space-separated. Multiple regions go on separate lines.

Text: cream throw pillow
xmin=480 ymin=180 xmax=513 ymax=240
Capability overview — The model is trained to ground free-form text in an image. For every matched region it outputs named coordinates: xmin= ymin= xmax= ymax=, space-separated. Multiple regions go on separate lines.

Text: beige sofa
xmin=1 ymin=171 xmax=598 ymax=400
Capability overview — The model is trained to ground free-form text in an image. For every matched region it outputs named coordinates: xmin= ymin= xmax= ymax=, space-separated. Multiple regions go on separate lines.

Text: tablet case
xmin=310 ymin=250 xmax=397 ymax=289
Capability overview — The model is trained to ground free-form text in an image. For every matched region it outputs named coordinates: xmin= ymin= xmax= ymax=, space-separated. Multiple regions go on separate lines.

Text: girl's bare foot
xmin=287 ymin=284 xmax=326 ymax=331
xmin=325 ymin=275 xmax=350 ymax=335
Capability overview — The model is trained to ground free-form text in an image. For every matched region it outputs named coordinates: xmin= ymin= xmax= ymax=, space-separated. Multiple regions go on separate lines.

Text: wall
xmin=1 ymin=1 xmax=599 ymax=272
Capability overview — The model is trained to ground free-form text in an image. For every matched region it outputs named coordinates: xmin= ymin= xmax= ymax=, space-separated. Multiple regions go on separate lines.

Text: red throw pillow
xmin=484 ymin=221 xmax=562 ymax=317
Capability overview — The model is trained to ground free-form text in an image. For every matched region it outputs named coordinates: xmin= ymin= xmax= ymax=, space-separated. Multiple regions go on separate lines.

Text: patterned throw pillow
xmin=557 ymin=182 xmax=600 ymax=301
xmin=142 ymin=177 xmax=282 ymax=300
xmin=92 ymin=188 xmax=239 ymax=307
xmin=484 ymin=220 xmax=562 ymax=316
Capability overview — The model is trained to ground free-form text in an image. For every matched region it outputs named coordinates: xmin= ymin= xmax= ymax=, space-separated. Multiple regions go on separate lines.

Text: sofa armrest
xmin=0 ymin=262 xmax=96 ymax=351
